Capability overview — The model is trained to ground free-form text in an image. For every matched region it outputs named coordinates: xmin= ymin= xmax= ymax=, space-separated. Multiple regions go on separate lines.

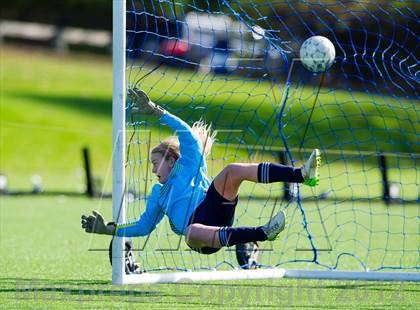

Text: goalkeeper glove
xmin=81 ymin=210 xmax=116 ymax=235
xmin=127 ymin=88 xmax=165 ymax=118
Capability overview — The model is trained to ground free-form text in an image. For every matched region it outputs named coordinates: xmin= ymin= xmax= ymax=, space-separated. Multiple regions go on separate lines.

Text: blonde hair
xmin=191 ymin=119 xmax=216 ymax=157
xmin=151 ymin=119 xmax=216 ymax=160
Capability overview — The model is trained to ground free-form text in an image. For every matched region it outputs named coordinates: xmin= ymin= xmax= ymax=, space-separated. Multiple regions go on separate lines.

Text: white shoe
xmin=302 ymin=149 xmax=321 ymax=187
xmin=262 ymin=210 xmax=286 ymax=241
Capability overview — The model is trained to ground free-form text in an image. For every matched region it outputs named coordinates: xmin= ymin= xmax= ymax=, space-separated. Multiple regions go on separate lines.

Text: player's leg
xmin=214 ymin=149 xmax=321 ymax=201
xmin=186 ymin=210 xmax=286 ymax=249
xmin=213 ymin=163 xmax=258 ymax=201
xmin=185 ymin=224 xmax=220 ymax=248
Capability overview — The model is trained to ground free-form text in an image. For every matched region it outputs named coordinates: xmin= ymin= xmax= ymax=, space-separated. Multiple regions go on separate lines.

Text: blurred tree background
xmin=1 ymin=0 xmax=112 ymax=29
xmin=2 ymin=1 xmax=417 ymax=33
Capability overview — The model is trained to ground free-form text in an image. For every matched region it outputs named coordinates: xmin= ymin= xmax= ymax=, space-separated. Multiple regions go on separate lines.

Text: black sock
xmin=218 ymin=226 xmax=267 ymax=247
xmin=257 ymin=162 xmax=304 ymax=183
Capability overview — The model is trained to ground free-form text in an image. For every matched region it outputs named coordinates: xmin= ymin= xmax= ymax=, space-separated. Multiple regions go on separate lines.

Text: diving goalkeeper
xmin=81 ymin=88 xmax=321 ymax=254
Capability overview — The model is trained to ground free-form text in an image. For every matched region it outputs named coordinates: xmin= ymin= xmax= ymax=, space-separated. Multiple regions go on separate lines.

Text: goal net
xmin=112 ymin=0 xmax=419 ymax=283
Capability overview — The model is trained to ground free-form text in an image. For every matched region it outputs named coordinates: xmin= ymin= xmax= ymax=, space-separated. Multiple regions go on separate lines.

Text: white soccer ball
xmin=300 ymin=36 xmax=336 ymax=73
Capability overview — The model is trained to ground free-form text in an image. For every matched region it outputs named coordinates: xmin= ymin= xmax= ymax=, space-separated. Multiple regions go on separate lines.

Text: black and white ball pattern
xmin=300 ymin=36 xmax=336 ymax=73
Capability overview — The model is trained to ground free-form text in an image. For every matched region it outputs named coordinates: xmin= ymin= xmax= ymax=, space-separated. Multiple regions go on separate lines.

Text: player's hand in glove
xmin=127 ymin=88 xmax=165 ymax=118
xmin=81 ymin=210 xmax=116 ymax=235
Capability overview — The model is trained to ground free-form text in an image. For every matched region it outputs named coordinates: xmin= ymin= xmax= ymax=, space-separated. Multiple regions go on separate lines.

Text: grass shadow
xmin=0 ymin=277 xmax=169 ymax=300
xmin=0 ymin=277 xmax=108 ymax=286
xmin=10 ymin=89 xmax=418 ymax=154
xmin=11 ymin=92 xmax=112 ymax=118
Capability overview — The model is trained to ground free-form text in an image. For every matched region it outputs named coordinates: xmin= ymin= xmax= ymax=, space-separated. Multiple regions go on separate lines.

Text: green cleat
xmin=302 ymin=149 xmax=321 ymax=187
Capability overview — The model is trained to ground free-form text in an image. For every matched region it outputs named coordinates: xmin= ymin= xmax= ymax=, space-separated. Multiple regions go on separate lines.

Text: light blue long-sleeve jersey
xmin=115 ymin=112 xmax=211 ymax=237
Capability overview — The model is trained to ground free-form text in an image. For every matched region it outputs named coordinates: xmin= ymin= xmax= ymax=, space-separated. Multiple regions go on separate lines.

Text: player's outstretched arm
xmin=81 ymin=185 xmax=164 ymax=237
xmin=128 ymin=88 xmax=205 ymax=165
xmin=81 ymin=210 xmax=116 ymax=235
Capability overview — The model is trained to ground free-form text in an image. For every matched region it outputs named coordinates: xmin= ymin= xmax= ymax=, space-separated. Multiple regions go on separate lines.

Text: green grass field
xmin=1 ymin=47 xmax=113 ymax=192
xmin=1 ymin=46 xmax=419 ymax=308
xmin=1 ymin=196 xmax=419 ymax=309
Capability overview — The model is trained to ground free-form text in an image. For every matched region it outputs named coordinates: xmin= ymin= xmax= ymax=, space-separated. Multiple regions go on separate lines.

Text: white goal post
xmin=112 ymin=0 xmax=126 ymax=285
xmin=111 ymin=1 xmax=419 ymax=285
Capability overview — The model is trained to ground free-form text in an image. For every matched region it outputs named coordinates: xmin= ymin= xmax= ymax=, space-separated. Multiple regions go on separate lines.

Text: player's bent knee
xmin=225 ymin=163 xmax=239 ymax=175
xmin=219 ymin=164 xmax=242 ymax=184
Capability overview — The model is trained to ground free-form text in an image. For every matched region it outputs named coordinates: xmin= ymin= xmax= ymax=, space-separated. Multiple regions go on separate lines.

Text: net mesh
xmin=124 ymin=0 xmax=419 ymax=273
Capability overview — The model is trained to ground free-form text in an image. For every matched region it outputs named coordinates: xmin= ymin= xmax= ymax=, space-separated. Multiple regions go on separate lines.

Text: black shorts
xmin=187 ymin=182 xmax=238 ymax=255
